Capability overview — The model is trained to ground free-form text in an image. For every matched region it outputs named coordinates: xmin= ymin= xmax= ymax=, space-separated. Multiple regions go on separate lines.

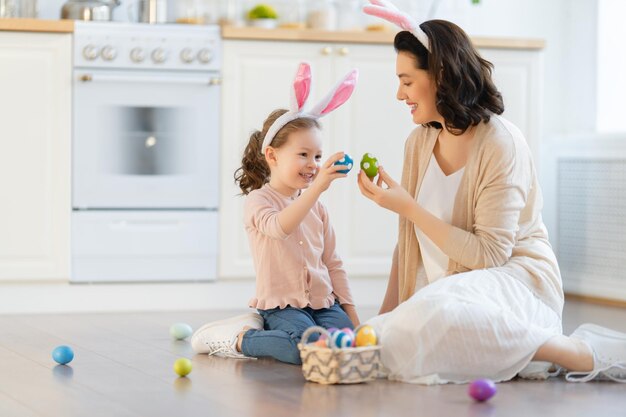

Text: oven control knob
xmin=180 ymin=48 xmax=194 ymax=63
xmin=130 ymin=47 xmax=145 ymax=63
xmin=197 ymin=48 xmax=213 ymax=64
xmin=82 ymin=44 xmax=99 ymax=61
xmin=101 ymin=45 xmax=117 ymax=61
xmin=151 ymin=48 xmax=168 ymax=63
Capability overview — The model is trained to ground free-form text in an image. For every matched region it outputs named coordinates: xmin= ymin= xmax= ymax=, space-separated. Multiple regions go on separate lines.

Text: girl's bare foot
xmin=236 ymin=326 xmax=253 ymax=352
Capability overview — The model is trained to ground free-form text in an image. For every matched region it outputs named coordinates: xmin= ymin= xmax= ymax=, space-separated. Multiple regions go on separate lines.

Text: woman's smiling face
xmin=395 ymin=51 xmax=440 ymax=125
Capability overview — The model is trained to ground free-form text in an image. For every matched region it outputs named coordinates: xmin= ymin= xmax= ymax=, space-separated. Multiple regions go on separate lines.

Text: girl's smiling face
xmin=395 ymin=51 xmax=440 ymax=125
xmin=267 ymin=127 xmax=322 ymax=197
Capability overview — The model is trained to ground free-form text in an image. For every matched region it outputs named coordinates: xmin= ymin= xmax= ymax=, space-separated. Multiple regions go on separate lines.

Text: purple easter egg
xmin=322 ymin=327 xmax=339 ymax=340
xmin=468 ymin=379 xmax=497 ymax=402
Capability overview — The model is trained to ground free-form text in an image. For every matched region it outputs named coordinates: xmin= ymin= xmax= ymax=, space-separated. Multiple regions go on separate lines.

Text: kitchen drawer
xmin=71 ymin=210 xmax=217 ymax=283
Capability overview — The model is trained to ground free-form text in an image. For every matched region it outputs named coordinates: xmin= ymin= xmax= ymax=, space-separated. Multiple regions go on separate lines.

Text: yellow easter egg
xmin=355 ymin=325 xmax=377 ymax=347
xmin=173 ymin=357 xmax=192 ymax=377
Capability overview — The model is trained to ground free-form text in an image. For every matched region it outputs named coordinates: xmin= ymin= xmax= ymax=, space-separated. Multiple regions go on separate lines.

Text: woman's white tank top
xmin=415 ymin=154 xmax=465 ymax=283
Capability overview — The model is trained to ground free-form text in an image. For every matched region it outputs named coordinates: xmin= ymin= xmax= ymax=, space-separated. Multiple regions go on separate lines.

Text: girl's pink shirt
xmin=243 ymin=184 xmax=354 ymax=310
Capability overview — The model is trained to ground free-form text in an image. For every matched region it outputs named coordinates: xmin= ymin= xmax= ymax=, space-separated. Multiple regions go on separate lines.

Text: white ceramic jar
xmin=307 ymin=0 xmax=337 ymax=30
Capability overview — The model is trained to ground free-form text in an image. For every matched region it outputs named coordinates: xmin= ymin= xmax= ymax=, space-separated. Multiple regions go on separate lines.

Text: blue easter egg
xmin=331 ymin=330 xmax=353 ymax=348
xmin=341 ymin=327 xmax=355 ymax=339
xmin=334 ymin=154 xmax=354 ymax=174
xmin=52 ymin=345 xmax=74 ymax=365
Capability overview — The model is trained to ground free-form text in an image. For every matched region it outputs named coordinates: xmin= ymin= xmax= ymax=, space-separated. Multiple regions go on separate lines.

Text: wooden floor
xmin=1 ymin=298 xmax=625 ymax=417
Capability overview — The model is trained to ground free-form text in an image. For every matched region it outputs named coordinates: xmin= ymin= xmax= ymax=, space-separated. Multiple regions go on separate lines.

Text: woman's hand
xmin=357 ymin=166 xmax=415 ymax=217
xmin=311 ymin=152 xmax=348 ymax=193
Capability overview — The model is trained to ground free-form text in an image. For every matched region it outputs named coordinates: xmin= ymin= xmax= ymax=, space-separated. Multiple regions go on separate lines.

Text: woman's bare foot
xmin=533 ymin=334 xmax=593 ymax=371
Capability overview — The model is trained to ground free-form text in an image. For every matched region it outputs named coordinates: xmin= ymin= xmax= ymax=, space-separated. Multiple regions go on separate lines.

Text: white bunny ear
xmin=290 ymin=62 xmax=312 ymax=112
xmin=363 ymin=0 xmax=430 ymax=51
xmin=308 ymin=69 xmax=358 ymax=117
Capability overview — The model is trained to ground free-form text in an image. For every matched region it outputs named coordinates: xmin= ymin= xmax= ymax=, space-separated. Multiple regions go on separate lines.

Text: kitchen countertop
xmin=0 ymin=18 xmax=73 ymax=33
xmin=221 ymin=25 xmax=546 ymax=50
xmin=0 ymin=19 xmax=545 ymax=50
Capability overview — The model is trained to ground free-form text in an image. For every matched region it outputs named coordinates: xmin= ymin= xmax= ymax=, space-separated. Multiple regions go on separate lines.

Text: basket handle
xmin=300 ymin=325 xmax=332 ymax=345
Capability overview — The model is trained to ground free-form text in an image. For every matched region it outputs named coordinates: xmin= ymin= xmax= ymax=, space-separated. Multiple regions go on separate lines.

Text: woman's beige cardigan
xmin=397 ymin=115 xmax=564 ymax=315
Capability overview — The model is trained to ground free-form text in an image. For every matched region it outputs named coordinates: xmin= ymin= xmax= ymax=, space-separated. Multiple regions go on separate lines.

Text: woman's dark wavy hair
xmin=234 ymin=109 xmax=320 ymax=195
xmin=394 ymin=20 xmax=504 ymax=134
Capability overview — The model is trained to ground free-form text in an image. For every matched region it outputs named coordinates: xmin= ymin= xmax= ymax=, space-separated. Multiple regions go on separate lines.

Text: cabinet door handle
xmin=321 ymin=46 xmax=333 ymax=56
xmin=338 ymin=47 xmax=350 ymax=56
xmin=79 ymin=74 xmax=93 ymax=82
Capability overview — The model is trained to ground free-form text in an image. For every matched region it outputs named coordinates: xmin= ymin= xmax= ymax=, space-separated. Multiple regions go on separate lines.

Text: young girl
xmin=356 ymin=0 xmax=626 ymax=384
xmin=191 ymin=63 xmax=360 ymax=365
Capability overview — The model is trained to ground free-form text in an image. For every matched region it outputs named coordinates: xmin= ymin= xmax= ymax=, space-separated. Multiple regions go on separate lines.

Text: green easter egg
xmin=173 ymin=358 xmax=192 ymax=377
xmin=360 ymin=153 xmax=379 ymax=178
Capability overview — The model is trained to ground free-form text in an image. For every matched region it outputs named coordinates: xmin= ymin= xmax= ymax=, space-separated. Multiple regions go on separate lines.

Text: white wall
xmin=596 ymin=0 xmax=626 ymax=133
xmin=562 ymin=0 xmax=599 ymax=135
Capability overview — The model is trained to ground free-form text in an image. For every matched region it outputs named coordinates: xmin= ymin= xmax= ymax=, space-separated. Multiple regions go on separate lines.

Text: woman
xmin=358 ymin=0 xmax=626 ymax=384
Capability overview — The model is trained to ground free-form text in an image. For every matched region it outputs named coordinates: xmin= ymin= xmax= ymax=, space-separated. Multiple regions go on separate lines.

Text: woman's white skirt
xmin=366 ymin=269 xmax=562 ymax=385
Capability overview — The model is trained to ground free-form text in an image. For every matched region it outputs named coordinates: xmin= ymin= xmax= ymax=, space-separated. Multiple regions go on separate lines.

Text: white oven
xmin=71 ymin=22 xmax=221 ymax=283
xmin=73 ymin=69 xmax=219 ymax=209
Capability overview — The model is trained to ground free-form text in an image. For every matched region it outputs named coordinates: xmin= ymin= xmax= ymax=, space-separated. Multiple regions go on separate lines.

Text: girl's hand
xmin=311 ymin=152 xmax=348 ymax=193
xmin=341 ymin=304 xmax=360 ymax=327
xmin=357 ymin=165 xmax=415 ymax=217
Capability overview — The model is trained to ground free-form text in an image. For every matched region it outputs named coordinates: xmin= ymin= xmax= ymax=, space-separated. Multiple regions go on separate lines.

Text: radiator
xmin=541 ymin=135 xmax=626 ymax=301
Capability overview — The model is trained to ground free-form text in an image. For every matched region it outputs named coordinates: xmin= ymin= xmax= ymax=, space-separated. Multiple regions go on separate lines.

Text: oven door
xmin=73 ymin=69 xmax=220 ymax=209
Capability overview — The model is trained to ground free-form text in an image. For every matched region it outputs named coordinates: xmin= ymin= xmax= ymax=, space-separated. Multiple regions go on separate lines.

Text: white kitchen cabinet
xmin=0 ymin=32 xmax=71 ymax=280
xmin=480 ymin=48 xmax=543 ymax=167
xmin=220 ymin=39 xmax=543 ymax=280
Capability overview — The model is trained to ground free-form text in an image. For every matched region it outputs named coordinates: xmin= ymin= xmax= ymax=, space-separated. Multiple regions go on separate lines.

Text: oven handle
xmin=109 ymin=220 xmax=182 ymax=230
xmin=77 ymin=73 xmax=222 ymax=85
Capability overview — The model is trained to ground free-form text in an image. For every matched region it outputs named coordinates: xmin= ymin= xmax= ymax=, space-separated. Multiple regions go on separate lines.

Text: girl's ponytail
xmin=234 ymin=128 xmax=270 ymax=195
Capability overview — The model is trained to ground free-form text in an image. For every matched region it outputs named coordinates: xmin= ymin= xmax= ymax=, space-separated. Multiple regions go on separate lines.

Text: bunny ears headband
xmin=363 ymin=0 xmax=430 ymax=52
xmin=262 ymin=62 xmax=359 ymax=153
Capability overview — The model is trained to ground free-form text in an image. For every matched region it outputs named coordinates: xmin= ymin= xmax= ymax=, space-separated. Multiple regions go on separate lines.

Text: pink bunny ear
xmin=363 ymin=1 xmax=430 ymax=51
xmin=363 ymin=5 xmax=416 ymax=32
xmin=309 ymin=69 xmax=358 ymax=117
xmin=290 ymin=62 xmax=312 ymax=112
xmin=369 ymin=0 xmax=399 ymax=11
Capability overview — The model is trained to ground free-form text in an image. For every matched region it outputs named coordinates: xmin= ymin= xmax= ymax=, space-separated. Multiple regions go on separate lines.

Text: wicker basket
xmin=298 ymin=325 xmax=382 ymax=385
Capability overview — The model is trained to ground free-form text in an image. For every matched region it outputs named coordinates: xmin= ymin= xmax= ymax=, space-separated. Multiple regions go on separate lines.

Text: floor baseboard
xmin=0 ymin=277 xmax=387 ymax=314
